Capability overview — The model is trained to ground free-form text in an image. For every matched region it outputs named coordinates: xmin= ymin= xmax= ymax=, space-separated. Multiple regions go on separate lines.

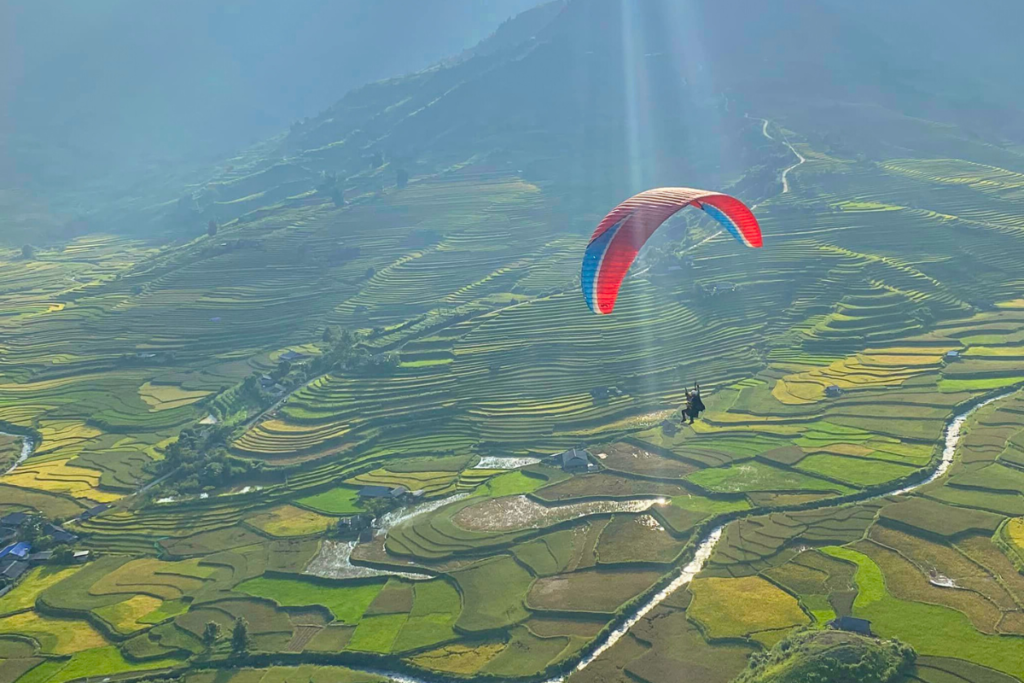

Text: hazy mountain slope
xmin=13 ymin=0 xmax=1022 ymax=247
xmin=287 ymin=0 xmax=1024 ymax=169
xmin=185 ymin=0 xmax=1024 ymax=238
xmin=0 ymin=0 xmax=544 ymax=244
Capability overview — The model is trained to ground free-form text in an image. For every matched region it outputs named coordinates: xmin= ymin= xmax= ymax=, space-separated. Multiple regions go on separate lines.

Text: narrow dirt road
xmin=752 ymin=114 xmax=805 ymax=194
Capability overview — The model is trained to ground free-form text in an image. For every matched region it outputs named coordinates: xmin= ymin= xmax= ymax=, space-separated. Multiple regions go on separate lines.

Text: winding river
xmin=1 ymin=432 xmax=35 ymax=475
xmin=354 ymin=390 xmax=1014 ymax=683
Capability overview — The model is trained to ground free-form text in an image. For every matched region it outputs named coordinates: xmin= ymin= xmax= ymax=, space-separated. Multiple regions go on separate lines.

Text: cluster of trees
xmin=313 ymin=327 xmax=399 ymax=376
xmin=317 ymin=326 xmax=357 ymax=365
xmin=230 ymin=327 xmax=373 ymax=417
xmin=361 ymin=495 xmax=402 ymax=519
xmin=1 ymin=515 xmax=78 ymax=574
xmin=240 ymin=367 xmax=291 ymax=407
xmin=201 ymin=617 xmax=250 ymax=655
xmin=353 ymin=351 xmax=400 ymax=375
xmin=154 ymin=424 xmax=262 ymax=497
xmin=18 ymin=518 xmax=60 ymax=551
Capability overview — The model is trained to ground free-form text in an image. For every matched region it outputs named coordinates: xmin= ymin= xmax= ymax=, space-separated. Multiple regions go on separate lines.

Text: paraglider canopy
xmin=581 ymin=188 xmax=762 ymax=314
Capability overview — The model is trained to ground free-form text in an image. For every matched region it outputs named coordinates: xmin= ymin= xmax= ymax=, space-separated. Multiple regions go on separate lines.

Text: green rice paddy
xmin=237 ymin=576 xmax=385 ymax=623
xmin=294 ymin=486 xmax=363 ymax=514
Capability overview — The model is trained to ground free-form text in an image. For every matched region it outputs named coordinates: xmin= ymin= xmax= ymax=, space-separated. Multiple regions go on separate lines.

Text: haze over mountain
xmin=0 ymin=0 xmax=542 ymax=241
xmin=4 ymin=0 xmax=1024 ymax=246
xmin=151 ymin=0 xmax=1024 ymax=241
xmin=289 ymin=0 xmax=1024 ymax=165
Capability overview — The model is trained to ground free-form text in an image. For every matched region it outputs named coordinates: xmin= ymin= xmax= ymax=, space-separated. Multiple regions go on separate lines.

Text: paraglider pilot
xmin=682 ymin=384 xmax=706 ymax=425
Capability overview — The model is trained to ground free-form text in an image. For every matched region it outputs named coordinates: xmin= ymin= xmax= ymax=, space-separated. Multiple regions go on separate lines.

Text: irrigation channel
xmin=348 ymin=389 xmax=1016 ymax=683
xmin=1 ymin=432 xmax=34 ymax=475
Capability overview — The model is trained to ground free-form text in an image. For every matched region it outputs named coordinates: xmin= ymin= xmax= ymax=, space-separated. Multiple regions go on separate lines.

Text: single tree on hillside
xmin=208 ymin=220 xmax=218 ymax=237
xmin=202 ymin=621 xmax=221 ymax=650
xmin=230 ymin=617 xmax=250 ymax=654
xmin=21 ymin=245 xmax=35 ymax=260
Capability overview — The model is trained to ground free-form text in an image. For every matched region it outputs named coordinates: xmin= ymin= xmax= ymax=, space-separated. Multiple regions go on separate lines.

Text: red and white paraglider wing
xmin=581 ymin=188 xmax=762 ymax=315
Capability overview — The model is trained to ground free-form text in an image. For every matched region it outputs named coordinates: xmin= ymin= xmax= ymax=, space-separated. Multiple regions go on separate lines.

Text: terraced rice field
xmin=4 ymin=98 xmax=1024 ymax=683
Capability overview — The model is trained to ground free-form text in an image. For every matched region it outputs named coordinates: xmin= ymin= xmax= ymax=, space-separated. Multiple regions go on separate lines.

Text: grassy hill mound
xmin=734 ymin=630 xmax=916 ymax=683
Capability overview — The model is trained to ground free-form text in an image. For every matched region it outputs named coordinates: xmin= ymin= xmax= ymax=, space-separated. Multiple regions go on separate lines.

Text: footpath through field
xmin=752 ymin=115 xmax=806 ymax=195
